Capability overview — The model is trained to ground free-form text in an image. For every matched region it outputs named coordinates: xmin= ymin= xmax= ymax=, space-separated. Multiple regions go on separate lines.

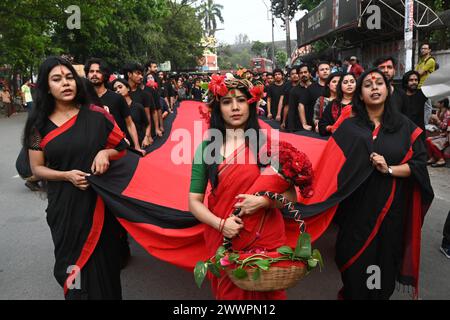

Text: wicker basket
xmin=226 ymin=262 xmax=307 ymax=292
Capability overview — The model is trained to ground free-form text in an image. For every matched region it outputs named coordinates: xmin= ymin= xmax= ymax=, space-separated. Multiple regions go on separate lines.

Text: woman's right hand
xmin=222 ymin=215 xmax=244 ymax=239
xmin=65 ymin=170 xmax=90 ymax=190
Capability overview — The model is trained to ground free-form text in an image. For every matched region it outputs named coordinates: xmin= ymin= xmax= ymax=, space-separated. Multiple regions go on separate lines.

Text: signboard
xmin=159 ymin=61 xmax=171 ymax=72
xmin=297 ymin=0 xmax=361 ymax=47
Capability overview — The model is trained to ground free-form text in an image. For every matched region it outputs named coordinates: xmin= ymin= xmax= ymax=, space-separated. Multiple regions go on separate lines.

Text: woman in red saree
xmin=189 ymin=76 xmax=297 ymax=300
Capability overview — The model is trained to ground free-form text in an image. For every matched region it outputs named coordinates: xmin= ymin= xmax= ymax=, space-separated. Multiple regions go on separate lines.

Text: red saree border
xmin=40 ymin=115 xmax=78 ymax=150
xmin=63 ymin=196 xmax=105 ymax=296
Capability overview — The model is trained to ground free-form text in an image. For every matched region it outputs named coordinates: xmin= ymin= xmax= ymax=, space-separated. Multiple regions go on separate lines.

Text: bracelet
xmin=218 ymin=218 xmax=226 ymax=233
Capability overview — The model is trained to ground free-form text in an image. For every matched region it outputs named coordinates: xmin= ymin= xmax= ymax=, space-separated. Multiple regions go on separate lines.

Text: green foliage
xmin=271 ymin=0 xmax=321 ymax=25
xmin=251 ymin=41 xmax=267 ymax=57
xmin=0 ymin=0 xmax=203 ymax=76
xmin=193 ymin=232 xmax=322 ymax=288
xmin=275 ymin=50 xmax=288 ymax=67
xmin=197 ymin=0 xmax=224 ymax=37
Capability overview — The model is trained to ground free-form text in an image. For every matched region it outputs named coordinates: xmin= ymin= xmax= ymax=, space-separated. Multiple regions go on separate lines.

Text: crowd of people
xmin=15 ymin=39 xmax=449 ymax=301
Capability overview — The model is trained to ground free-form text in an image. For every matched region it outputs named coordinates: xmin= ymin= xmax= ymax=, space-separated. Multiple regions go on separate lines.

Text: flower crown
xmin=207 ymin=74 xmax=266 ymax=105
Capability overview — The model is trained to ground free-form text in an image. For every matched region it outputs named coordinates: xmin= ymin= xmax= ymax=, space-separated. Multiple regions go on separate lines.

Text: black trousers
xmin=443 ymin=210 xmax=450 ymax=248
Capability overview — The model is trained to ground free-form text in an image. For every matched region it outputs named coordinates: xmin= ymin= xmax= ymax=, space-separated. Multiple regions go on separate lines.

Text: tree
xmin=275 ymin=50 xmax=288 ymax=67
xmin=234 ymin=34 xmax=251 ymax=45
xmin=251 ymin=41 xmax=267 ymax=57
xmin=271 ymin=0 xmax=321 ymax=26
xmin=197 ymin=0 xmax=224 ymax=37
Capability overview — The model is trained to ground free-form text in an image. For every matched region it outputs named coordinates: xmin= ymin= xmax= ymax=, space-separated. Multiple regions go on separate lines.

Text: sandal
xmin=431 ymin=161 xmax=446 ymax=168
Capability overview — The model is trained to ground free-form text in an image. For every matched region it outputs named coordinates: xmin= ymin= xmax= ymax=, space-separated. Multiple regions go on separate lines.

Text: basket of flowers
xmin=194 ymin=141 xmax=323 ymax=291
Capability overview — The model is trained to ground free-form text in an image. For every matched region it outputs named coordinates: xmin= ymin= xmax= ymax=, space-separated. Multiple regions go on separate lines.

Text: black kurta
xmin=30 ymin=105 xmax=128 ymax=300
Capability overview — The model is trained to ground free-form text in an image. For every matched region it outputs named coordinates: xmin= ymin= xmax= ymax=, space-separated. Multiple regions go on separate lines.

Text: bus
xmin=250 ymin=58 xmax=274 ymax=74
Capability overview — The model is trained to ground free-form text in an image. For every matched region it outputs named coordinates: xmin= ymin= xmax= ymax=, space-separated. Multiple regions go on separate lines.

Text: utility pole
xmin=284 ymin=0 xmax=292 ymax=66
xmin=404 ymin=0 xmax=414 ymax=72
xmin=263 ymin=0 xmax=276 ymax=66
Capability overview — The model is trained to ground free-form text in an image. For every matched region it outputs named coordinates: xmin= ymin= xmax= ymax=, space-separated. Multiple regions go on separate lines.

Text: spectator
xmin=349 ymin=56 xmax=364 ymax=78
xmin=415 ymin=43 xmax=437 ymax=88
xmin=441 ymin=210 xmax=450 ymax=259
xmin=21 ymin=78 xmax=34 ymax=112
xmin=425 ymin=98 xmax=450 ymax=167
xmin=0 ymin=84 xmax=15 ymax=117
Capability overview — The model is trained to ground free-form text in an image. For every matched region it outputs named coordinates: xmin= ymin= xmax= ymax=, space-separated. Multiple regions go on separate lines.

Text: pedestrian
xmin=331 ymin=68 xmax=433 ymax=299
xmin=191 ymin=78 xmax=204 ymax=101
xmin=415 ymin=43 xmax=437 ymax=88
xmin=21 ymin=78 xmax=34 ymax=112
xmin=402 ymin=70 xmax=432 ymax=138
xmin=266 ymin=68 xmax=285 ymax=122
xmin=425 ymin=98 xmax=450 ymax=167
xmin=23 ymin=56 xmax=128 ymax=300
xmin=300 ymin=61 xmax=331 ymax=131
xmin=313 ymin=72 xmax=343 ymax=133
xmin=285 ymin=65 xmax=311 ymax=132
xmin=374 ymin=56 xmax=408 ymax=115
xmin=0 ymin=84 xmax=15 ymax=117
xmin=318 ymin=73 xmax=355 ymax=136
xmin=188 ymin=76 xmax=298 ymax=300
xmin=348 ymin=56 xmax=364 ymax=78
xmin=85 ymin=58 xmax=145 ymax=155
xmin=279 ymin=67 xmax=300 ymax=125
xmin=123 ymin=62 xmax=157 ymax=145
xmin=113 ymin=78 xmax=149 ymax=147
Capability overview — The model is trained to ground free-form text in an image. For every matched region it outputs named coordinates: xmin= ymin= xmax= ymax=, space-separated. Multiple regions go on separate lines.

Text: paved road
xmin=1 ymin=113 xmax=449 ymax=300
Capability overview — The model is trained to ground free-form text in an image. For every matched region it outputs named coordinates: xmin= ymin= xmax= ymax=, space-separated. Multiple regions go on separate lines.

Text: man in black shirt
xmin=145 ymin=61 xmax=164 ymax=135
xmin=374 ymin=56 xmax=408 ymax=115
xmin=286 ymin=64 xmax=312 ymax=131
xmin=191 ymin=79 xmax=203 ymax=101
xmin=403 ymin=70 xmax=430 ymax=137
xmin=123 ymin=62 xmax=159 ymax=145
xmin=266 ymin=68 xmax=285 ymax=121
xmin=85 ymin=58 xmax=145 ymax=155
xmin=300 ymin=61 xmax=330 ymax=130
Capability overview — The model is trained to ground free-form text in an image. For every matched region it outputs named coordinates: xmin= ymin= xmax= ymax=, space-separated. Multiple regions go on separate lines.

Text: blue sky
xmin=215 ymin=0 xmax=307 ymax=44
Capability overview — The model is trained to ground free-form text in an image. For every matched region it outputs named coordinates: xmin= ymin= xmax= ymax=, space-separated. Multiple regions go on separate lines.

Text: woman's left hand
xmin=370 ymin=152 xmax=389 ymax=174
xmin=91 ymin=150 xmax=110 ymax=175
xmin=234 ymin=194 xmax=270 ymax=216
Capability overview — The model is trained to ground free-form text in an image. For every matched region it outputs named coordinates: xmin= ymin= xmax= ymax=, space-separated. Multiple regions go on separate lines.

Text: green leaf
xmin=232 ymin=268 xmax=248 ymax=279
xmin=208 ymin=263 xmax=221 ymax=278
xmin=312 ymin=249 xmax=324 ymax=270
xmin=277 ymin=246 xmax=294 ymax=256
xmin=228 ymin=253 xmax=240 ymax=263
xmin=255 ymin=259 xmax=271 ymax=271
xmin=194 ymin=262 xmax=208 ymax=288
xmin=252 ymin=268 xmax=261 ymax=281
xmin=308 ymin=259 xmax=318 ymax=269
xmin=295 ymin=233 xmax=312 ymax=259
xmin=215 ymin=246 xmax=226 ymax=262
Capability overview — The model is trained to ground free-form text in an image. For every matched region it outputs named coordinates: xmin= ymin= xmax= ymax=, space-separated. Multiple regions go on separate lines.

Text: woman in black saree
xmin=331 ymin=69 xmax=434 ymax=299
xmin=23 ymin=56 xmax=128 ymax=300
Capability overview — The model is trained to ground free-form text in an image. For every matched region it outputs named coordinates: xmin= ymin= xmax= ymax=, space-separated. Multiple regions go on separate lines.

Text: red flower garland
xmin=208 ymin=75 xmax=229 ymax=98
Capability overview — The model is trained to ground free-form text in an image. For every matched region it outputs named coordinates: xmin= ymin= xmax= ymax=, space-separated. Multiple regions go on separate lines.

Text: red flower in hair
xmin=248 ymin=84 xmax=266 ymax=104
xmin=208 ymin=75 xmax=228 ymax=97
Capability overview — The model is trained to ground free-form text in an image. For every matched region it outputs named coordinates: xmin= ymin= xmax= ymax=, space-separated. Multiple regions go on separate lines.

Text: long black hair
xmin=336 ymin=72 xmax=356 ymax=104
xmin=352 ymin=68 xmax=402 ymax=133
xmin=23 ymin=56 xmax=88 ymax=148
xmin=323 ymin=72 xmax=344 ymax=98
xmin=206 ymin=82 xmax=264 ymax=189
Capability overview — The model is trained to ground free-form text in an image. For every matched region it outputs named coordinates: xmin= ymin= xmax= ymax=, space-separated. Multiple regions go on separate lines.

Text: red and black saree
xmin=33 ymin=105 xmax=128 ymax=300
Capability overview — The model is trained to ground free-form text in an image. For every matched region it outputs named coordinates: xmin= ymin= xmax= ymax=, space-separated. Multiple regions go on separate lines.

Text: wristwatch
xmin=387 ymin=166 xmax=393 ymax=176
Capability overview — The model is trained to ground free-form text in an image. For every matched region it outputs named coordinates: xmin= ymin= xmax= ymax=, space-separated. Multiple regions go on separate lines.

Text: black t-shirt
xmin=286 ymin=85 xmax=309 ymax=131
xmin=404 ymin=90 xmax=427 ymax=130
xmin=267 ymin=82 xmax=285 ymax=115
xmin=99 ymin=90 xmax=130 ymax=134
xmin=282 ymin=81 xmax=295 ymax=107
xmin=130 ymin=87 xmax=155 ymax=111
xmin=391 ymin=86 xmax=408 ymax=115
xmin=192 ymin=87 xmax=203 ymax=101
xmin=304 ymin=82 xmax=325 ymax=126
xmin=144 ymin=86 xmax=161 ymax=110
xmin=129 ymin=102 xmax=149 ymax=142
